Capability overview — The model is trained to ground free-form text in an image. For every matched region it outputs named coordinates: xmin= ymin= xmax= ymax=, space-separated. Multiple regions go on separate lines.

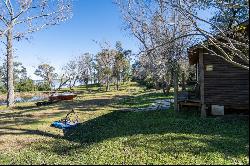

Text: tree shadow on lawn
xmin=51 ymin=92 xmax=168 ymax=112
xmin=0 ymin=126 xmax=62 ymax=139
xmin=12 ymin=98 xmax=114 ymax=113
xmin=0 ymin=95 xmax=130 ymax=140
xmin=0 ymin=94 xmax=127 ymax=132
xmin=11 ymin=89 xmax=168 ymax=113
xmin=1 ymin=91 xmax=248 ymax=161
xmin=60 ymin=110 xmax=249 ymax=159
xmin=54 ymin=98 xmax=119 ymax=111
xmin=0 ymin=110 xmax=73 ymax=131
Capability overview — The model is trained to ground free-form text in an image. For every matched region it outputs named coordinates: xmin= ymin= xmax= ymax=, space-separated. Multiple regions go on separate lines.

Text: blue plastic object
xmin=51 ymin=121 xmax=78 ymax=129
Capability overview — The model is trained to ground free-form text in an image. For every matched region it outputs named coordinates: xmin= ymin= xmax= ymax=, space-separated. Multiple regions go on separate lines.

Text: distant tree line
xmin=0 ymin=41 xmax=132 ymax=93
xmin=0 ymin=58 xmax=51 ymax=93
xmin=60 ymin=41 xmax=132 ymax=91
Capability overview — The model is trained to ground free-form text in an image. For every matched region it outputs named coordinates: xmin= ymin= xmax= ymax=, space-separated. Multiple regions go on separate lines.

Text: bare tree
xmin=63 ymin=53 xmax=96 ymax=90
xmin=129 ymin=0 xmax=249 ymax=70
xmin=116 ymin=0 xmax=193 ymax=111
xmin=0 ymin=0 xmax=72 ymax=107
xmin=55 ymin=73 xmax=70 ymax=91
xmin=63 ymin=59 xmax=79 ymax=90
xmin=170 ymin=0 xmax=249 ymax=70
xmin=117 ymin=0 xmax=249 ymax=115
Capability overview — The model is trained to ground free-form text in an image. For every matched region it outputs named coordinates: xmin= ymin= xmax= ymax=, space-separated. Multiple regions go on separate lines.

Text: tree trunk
xmin=49 ymin=80 xmax=53 ymax=91
xmin=72 ymin=78 xmax=78 ymax=88
xmin=85 ymin=79 xmax=89 ymax=90
xmin=69 ymin=80 xmax=73 ymax=90
xmin=182 ymin=72 xmax=186 ymax=91
xmin=170 ymin=69 xmax=174 ymax=87
xmin=70 ymin=78 xmax=77 ymax=90
xmin=7 ymin=27 xmax=15 ymax=107
xmin=98 ymin=80 xmax=102 ymax=90
xmin=174 ymin=67 xmax=179 ymax=112
xmin=106 ymin=75 xmax=110 ymax=92
xmin=116 ymin=76 xmax=119 ymax=90
xmin=162 ymin=81 xmax=170 ymax=95
xmin=57 ymin=77 xmax=70 ymax=91
xmin=199 ymin=50 xmax=206 ymax=117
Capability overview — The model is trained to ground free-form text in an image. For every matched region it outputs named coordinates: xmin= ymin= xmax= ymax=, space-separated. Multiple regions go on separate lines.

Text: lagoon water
xmin=34 ymin=80 xmax=82 ymax=89
xmin=0 ymin=96 xmax=48 ymax=106
xmin=0 ymin=80 xmax=86 ymax=106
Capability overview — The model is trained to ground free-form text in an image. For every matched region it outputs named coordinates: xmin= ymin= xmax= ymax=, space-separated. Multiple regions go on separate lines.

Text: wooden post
xmin=199 ymin=49 xmax=206 ymax=117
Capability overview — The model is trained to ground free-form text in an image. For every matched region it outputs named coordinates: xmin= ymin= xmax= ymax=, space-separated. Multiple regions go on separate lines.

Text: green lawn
xmin=0 ymin=82 xmax=249 ymax=165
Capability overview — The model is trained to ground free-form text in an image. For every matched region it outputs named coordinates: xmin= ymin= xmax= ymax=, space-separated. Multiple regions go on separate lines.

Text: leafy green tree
xmin=78 ymin=53 xmax=94 ymax=89
xmin=0 ymin=58 xmax=27 ymax=90
xmin=113 ymin=42 xmax=131 ymax=90
xmin=34 ymin=64 xmax=58 ymax=90
xmin=36 ymin=82 xmax=51 ymax=92
xmin=96 ymin=49 xmax=115 ymax=91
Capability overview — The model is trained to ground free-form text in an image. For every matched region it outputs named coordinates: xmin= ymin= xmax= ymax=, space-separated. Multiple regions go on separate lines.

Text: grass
xmin=0 ymin=82 xmax=249 ymax=165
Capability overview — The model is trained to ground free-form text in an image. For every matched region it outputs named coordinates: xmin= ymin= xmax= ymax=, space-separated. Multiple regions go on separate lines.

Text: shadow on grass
xmin=0 ymin=90 xmax=248 ymax=161
xmin=10 ymin=84 xmax=162 ymax=113
xmin=0 ymin=94 xmax=132 ymax=139
xmin=11 ymin=99 xmax=111 ymax=114
xmin=0 ymin=91 xmax=182 ymax=139
xmin=0 ymin=109 xmax=72 ymax=129
xmin=58 ymin=106 xmax=248 ymax=158
xmin=0 ymin=127 xmax=62 ymax=139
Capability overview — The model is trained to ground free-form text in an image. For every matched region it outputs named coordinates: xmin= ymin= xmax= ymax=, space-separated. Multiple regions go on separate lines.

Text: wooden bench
xmin=178 ymin=99 xmax=201 ymax=111
xmin=177 ymin=84 xmax=201 ymax=111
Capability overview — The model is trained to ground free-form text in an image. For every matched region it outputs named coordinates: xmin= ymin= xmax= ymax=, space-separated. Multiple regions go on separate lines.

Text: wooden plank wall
xmin=203 ymin=52 xmax=249 ymax=110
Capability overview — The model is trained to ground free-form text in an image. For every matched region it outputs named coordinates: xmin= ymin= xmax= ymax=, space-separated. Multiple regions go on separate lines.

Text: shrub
xmin=36 ymin=82 xmax=51 ymax=91
xmin=0 ymin=85 xmax=7 ymax=93
xmin=15 ymin=79 xmax=36 ymax=92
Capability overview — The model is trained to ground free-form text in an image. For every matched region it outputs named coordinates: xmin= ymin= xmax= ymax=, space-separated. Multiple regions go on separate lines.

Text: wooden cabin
xmin=188 ymin=47 xmax=249 ymax=116
xmin=184 ymin=21 xmax=249 ymax=116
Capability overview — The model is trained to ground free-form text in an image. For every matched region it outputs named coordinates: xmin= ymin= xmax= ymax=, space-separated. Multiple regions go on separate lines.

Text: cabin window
xmin=206 ymin=65 xmax=214 ymax=71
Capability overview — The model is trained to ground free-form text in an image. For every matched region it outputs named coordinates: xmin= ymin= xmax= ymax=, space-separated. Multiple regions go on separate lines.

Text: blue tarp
xmin=51 ymin=121 xmax=78 ymax=130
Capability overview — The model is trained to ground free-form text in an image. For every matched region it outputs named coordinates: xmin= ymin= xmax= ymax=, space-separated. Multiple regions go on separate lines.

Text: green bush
xmin=0 ymin=85 xmax=7 ymax=93
xmin=15 ymin=79 xmax=35 ymax=92
xmin=36 ymin=82 xmax=51 ymax=91
xmin=133 ymin=79 xmax=154 ymax=89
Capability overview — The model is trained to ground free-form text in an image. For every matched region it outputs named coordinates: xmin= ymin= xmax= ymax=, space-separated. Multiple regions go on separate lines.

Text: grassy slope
xmin=0 ymin=82 xmax=249 ymax=165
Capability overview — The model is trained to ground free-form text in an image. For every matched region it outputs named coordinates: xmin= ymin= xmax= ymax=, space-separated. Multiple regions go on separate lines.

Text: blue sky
xmin=8 ymin=0 xmax=139 ymax=80
xmin=0 ymin=0 xmax=214 ymax=80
